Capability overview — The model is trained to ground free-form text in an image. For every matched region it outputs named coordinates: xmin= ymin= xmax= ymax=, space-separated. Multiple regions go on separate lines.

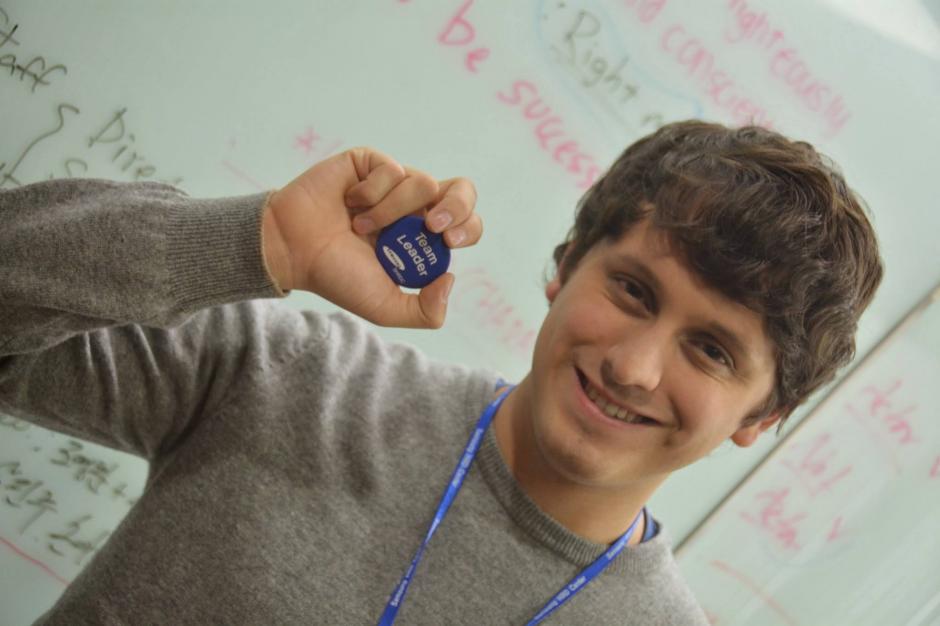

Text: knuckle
xmin=358 ymin=185 xmax=384 ymax=206
xmin=411 ymin=172 xmax=439 ymax=200
xmin=455 ymin=175 xmax=475 ymax=190
xmin=453 ymin=177 xmax=477 ymax=200
xmin=385 ymin=160 xmax=407 ymax=180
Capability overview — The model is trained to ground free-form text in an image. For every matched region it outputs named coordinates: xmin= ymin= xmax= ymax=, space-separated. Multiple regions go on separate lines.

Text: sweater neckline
xmin=471 ymin=379 xmax=672 ymax=577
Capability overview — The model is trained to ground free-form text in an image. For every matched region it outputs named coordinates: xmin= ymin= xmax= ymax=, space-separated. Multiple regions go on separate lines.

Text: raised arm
xmin=0 ymin=148 xmax=480 ymax=459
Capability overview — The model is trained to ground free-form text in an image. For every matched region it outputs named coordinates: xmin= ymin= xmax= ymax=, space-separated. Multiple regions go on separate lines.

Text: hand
xmin=262 ymin=147 xmax=481 ymax=328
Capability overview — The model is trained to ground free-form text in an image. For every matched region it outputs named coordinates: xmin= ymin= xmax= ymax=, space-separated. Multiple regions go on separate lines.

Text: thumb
xmin=411 ymin=273 xmax=455 ymax=329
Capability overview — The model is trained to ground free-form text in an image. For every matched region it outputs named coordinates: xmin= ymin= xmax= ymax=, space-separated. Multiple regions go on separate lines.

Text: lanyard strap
xmin=525 ymin=508 xmax=643 ymax=625
xmin=377 ymin=387 xmax=645 ymax=625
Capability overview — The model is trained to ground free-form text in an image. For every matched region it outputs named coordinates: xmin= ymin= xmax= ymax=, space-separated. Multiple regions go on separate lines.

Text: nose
xmin=602 ymin=328 xmax=667 ymax=399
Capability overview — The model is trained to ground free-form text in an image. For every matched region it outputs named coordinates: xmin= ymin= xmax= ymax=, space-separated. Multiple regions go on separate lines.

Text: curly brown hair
xmin=552 ymin=120 xmax=883 ymax=428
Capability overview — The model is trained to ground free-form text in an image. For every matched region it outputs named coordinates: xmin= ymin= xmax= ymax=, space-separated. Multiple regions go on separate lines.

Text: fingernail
xmin=353 ymin=216 xmax=375 ymax=234
xmin=428 ymin=211 xmax=452 ymax=232
xmin=447 ymin=227 xmax=466 ymax=247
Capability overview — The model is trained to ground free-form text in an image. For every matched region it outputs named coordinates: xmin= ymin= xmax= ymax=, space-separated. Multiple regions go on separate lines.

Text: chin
xmin=531 ymin=416 xmax=627 ymax=488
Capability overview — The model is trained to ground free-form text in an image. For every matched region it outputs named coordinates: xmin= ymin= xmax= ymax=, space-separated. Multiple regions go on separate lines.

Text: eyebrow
xmin=611 ymin=253 xmax=756 ymax=369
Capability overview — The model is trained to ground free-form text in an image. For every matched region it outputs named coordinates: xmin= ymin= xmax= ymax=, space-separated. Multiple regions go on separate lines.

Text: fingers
xmin=344 ymin=148 xmax=406 ymax=208
xmin=354 ymin=170 xmax=440 ymax=235
xmin=427 ymin=177 xmax=480 ymax=248
xmin=348 ymin=169 xmax=440 ymax=236
xmin=444 ymin=212 xmax=482 ymax=248
xmin=342 ymin=149 xmax=481 ymax=252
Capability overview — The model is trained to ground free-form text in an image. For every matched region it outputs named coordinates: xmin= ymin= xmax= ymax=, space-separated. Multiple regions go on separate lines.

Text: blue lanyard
xmin=377 ymin=387 xmax=646 ymax=625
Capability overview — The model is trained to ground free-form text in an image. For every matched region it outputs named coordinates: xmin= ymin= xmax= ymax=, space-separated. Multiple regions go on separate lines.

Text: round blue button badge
xmin=375 ymin=215 xmax=451 ymax=289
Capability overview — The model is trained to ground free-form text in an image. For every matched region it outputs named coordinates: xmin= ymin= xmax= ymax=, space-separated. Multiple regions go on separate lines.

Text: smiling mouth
xmin=576 ymin=369 xmax=661 ymax=426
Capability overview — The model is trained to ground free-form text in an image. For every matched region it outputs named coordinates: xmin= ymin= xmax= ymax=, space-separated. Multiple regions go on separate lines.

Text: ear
xmin=546 ymin=244 xmax=572 ymax=304
xmin=545 ymin=275 xmax=562 ymax=303
xmin=730 ymin=412 xmax=782 ymax=447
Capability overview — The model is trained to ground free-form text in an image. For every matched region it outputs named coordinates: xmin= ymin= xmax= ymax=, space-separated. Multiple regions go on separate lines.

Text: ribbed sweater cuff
xmin=166 ymin=191 xmax=283 ymax=312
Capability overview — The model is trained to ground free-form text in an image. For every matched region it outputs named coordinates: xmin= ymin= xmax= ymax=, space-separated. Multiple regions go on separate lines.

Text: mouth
xmin=575 ymin=368 xmax=662 ymax=427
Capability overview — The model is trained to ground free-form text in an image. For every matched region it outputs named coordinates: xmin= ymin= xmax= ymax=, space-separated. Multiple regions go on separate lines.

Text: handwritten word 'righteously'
xmin=725 ymin=0 xmax=850 ymax=135
xmin=617 ymin=0 xmax=850 ymax=136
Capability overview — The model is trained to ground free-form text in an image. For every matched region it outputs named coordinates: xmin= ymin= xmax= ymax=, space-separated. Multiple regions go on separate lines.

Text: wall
xmin=1 ymin=1 xmax=938 ymax=623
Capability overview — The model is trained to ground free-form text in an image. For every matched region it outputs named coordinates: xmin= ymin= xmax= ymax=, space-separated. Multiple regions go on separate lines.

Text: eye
xmin=616 ymin=276 xmax=653 ymax=311
xmin=699 ymin=341 xmax=733 ymax=368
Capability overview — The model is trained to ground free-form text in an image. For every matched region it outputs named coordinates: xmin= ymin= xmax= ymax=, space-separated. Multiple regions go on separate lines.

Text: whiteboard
xmin=1 ymin=1 xmax=938 ymax=623
xmin=675 ymin=287 xmax=940 ymax=626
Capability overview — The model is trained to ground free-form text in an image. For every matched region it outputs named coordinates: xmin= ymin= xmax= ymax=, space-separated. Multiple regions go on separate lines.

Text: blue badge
xmin=375 ymin=216 xmax=451 ymax=288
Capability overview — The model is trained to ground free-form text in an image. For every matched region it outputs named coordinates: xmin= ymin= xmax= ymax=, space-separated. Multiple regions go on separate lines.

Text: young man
xmin=0 ymin=121 xmax=881 ymax=624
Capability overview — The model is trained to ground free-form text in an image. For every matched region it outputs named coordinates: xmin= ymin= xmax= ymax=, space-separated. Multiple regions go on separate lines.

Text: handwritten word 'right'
xmin=555 ymin=11 xmax=640 ymax=105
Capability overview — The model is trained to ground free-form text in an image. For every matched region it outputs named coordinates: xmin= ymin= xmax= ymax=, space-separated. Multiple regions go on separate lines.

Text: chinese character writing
xmin=48 ymin=515 xmax=110 ymax=566
xmin=50 ymin=440 xmax=117 ymax=494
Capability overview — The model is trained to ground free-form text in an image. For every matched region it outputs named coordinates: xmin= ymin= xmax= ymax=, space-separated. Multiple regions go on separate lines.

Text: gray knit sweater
xmin=0 ymin=180 xmax=708 ymax=625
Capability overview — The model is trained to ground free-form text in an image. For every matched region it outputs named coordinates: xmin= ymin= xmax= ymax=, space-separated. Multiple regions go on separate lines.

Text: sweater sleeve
xmin=0 ymin=178 xmax=289 ymax=461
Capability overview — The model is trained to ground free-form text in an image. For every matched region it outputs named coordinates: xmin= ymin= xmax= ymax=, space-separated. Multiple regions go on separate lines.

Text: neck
xmin=492 ymin=381 xmax=663 ymax=545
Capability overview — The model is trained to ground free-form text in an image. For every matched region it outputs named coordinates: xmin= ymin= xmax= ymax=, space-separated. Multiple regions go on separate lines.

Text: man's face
xmin=522 ymin=218 xmax=780 ymax=491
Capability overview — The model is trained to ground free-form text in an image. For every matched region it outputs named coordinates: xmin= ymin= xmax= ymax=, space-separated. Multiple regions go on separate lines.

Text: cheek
xmin=667 ymin=378 xmax=744 ymax=442
xmin=536 ymin=300 xmax=613 ymax=363
xmin=565 ymin=298 xmax=622 ymax=346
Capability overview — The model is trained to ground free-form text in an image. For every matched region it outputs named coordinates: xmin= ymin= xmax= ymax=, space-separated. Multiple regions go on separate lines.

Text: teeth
xmin=584 ymin=381 xmax=648 ymax=424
